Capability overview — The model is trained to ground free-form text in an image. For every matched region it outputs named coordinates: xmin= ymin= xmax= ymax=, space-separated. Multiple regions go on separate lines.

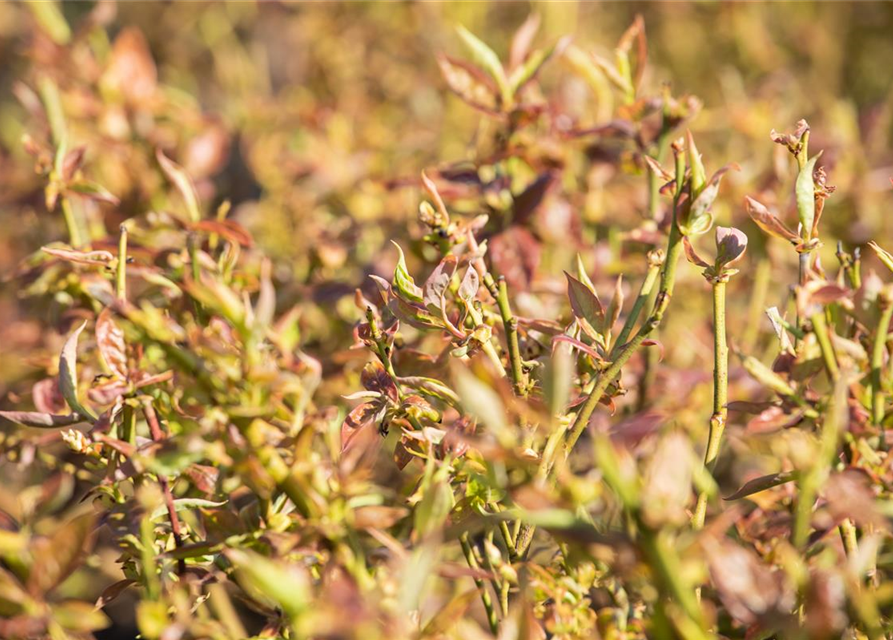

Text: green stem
xmin=612 ymin=258 xmax=662 ymax=358
xmin=61 ymin=197 xmax=84 ymax=248
xmin=116 ymin=224 xmax=128 ymax=300
xmin=139 ymin=514 xmax=160 ymax=600
xmin=811 ymin=311 xmax=839 ymax=382
xmin=460 ymin=533 xmax=499 ymax=635
xmin=871 ymin=297 xmax=892 ymax=446
xmin=797 ymin=251 xmax=810 ymax=335
xmin=839 ymin=519 xmax=858 ymax=559
xmin=647 ymin=127 xmax=670 ymax=221
xmin=479 ymin=531 xmax=509 ymax=617
xmin=366 ymin=307 xmax=399 ymax=382
xmin=692 ymin=279 xmax=728 ymax=531
xmin=488 ymin=275 xmax=527 ymax=396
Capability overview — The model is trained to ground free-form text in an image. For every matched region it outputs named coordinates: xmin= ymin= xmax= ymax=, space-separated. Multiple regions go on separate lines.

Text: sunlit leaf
xmin=156 ymin=148 xmax=201 ymax=223
xmin=456 ymin=25 xmax=511 ymax=106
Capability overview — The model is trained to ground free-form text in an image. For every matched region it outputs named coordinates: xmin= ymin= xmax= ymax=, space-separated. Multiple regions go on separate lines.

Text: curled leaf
xmin=420 ymin=171 xmax=450 ymax=225
xmin=679 ymin=164 xmax=737 ymax=237
xmin=682 ymin=237 xmax=709 ymax=268
xmin=796 ymin=154 xmax=820 ymax=239
xmin=59 ymin=321 xmax=96 ymax=421
xmin=770 ymin=119 xmax=809 ymax=155
xmin=715 ymin=226 xmax=748 ymax=269
xmin=391 ymin=242 xmax=423 ymax=304
xmin=42 ymin=246 xmax=115 ymax=266
xmin=643 ymin=154 xmax=673 ymax=182
xmin=745 ymin=196 xmax=799 ymax=244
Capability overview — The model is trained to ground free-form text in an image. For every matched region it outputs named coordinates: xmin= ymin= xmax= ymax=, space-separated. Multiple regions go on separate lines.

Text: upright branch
xmin=484 ymin=272 xmax=529 ymax=396
xmin=686 ymin=227 xmax=748 ymax=529
xmin=562 ymin=133 xmax=735 ymax=460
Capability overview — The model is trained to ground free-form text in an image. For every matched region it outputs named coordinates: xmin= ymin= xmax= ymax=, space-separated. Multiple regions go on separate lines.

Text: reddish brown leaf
xmin=192 ymin=219 xmax=254 ymax=247
xmin=104 ymin=27 xmax=157 ymax=103
xmin=360 ymin=362 xmax=399 ymax=404
xmin=95 ymin=579 xmax=136 ymax=610
xmin=96 ymin=308 xmax=128 ymax=380
xmin=725 ymin=470 xmax=798 ymax=500
xmin=0 ymin=411 xmax=83 ymax=429
xmin=436 ymin=54 xmax=499 ymax=115
xmin=353 ymin=506 xmax=409 ymax=530
xmin=32 ymin=378 xmax=66 ymax=414
xmin=704 ymin=537 xmax=795 ymax=626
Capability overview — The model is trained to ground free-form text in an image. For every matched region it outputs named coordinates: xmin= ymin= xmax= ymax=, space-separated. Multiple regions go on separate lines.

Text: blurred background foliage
xmin=2 ymin=1 xmax=893 ymax=392
xmin=1 ymin=1 xmax=893 ymax=369
xmin=2 ymin=2 xmax=893 ymax=639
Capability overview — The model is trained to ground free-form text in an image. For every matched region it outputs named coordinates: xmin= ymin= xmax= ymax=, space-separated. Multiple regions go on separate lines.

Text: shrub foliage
xmin=2 ymin=4 xmax=893 ymax=640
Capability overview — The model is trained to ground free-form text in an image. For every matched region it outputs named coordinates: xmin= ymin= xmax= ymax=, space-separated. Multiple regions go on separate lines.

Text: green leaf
xmin=868 ymin=241 xmax=893 ymax=274
xmin=796 ymin=154 xmax=819 ymax=240
xmin=686 ymin=131 xmax=706 ymax=196
xmin=58 ymin=321 xmax=96 ymax=421
xmin=391 ymin=242 xmax=423 ymax=303
xmin=398 ymin=376 xmax=461 ymax=408
xmin=574 ymin=254 xmax=596 ymax=292
xmin=456 ymin=25 xmax=511 ymax=107
xmin=226 ymin=549 xmax=309 ymax=620
xmin=742 ymin=356 xmax=796 ymax=398
xmin=66 ymin=181 xmax=120 ymax=206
